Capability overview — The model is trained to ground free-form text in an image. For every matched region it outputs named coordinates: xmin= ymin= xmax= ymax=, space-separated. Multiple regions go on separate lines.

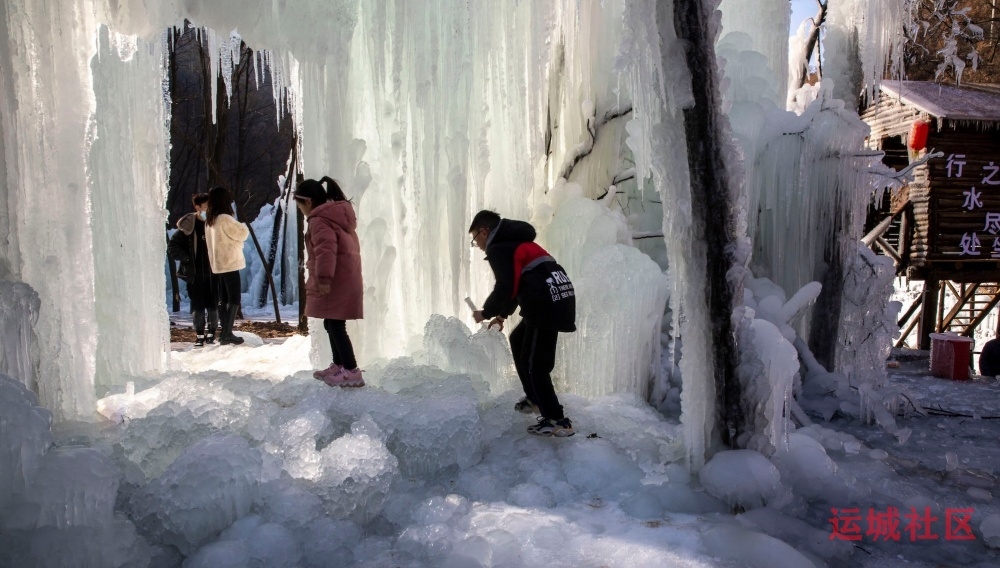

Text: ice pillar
xmin=88 ymin=27 xmax=169 ymax=390
xmin=0 ymin=0 xmax=103 ymax=418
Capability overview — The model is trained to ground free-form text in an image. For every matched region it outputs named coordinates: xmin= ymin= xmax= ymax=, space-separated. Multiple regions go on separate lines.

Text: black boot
xmin=219 ymin=304 xmax=244 ymax=345
xmin=205 ymin=309 xmax=219 ymax=344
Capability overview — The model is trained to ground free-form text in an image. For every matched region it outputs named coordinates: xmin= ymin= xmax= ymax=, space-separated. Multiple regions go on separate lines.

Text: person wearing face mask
xmin=168 ymin=193 xmax=219 ymax=347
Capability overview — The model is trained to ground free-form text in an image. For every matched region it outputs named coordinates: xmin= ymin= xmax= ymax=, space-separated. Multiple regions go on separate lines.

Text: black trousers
xmin=509 ymin=321 xmax=564 ymax=420
xmin=324 ymin=319 xmax=357 ymax=370
xmin=188 ymin=274 xmax=218 ymax=312
xmin=188 ymin=274 xmax=219 ymax=336
xmin=217 ymin=271 xmax=241 ymax=306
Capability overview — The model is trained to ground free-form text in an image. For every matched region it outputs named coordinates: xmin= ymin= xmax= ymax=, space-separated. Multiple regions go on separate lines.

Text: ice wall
xmin=0 ymin=0 xmax=104 ymax=418
xmin=824 ymin=0 xmax=911 ymax=103
xmin=543 ymin=197 xmax=669 ymax=397
xmin=2 ymin=0 xmax=696 ymax=449
xmin=295 ymin=0 xmax=672 ymax=400
xmin=89 ymin=27 xmax=169 ymax=389
xmin=719 ymin=0 xmax=790 ymax=107
xmin=305 ymin=0 xmax=555 ymax=362
xmin=0 ymin=373 xmax=150 ymax=567
xmin=243 ymin=196 xmax=299 ymax=310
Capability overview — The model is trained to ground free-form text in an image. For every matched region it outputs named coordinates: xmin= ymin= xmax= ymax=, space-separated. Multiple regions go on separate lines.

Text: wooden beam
xmin=939 ymin=283 xmax=981 ymax=331
xmin=875 ymin=236 xmax=902 ymax=263
xmin=962 ymin=292 xmax=1000 ymax=337
xmin=896 ymin=316 xmax=921 ymax=349
xmin=919 ymin=279 xmax=940 ymax=350
xmin=897 ymin=295 xmax=923 ymax=327
xmin=862 ymin=212 xmax=900 ymax=246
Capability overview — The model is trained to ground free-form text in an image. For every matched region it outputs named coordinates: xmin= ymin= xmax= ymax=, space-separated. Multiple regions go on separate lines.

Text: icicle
xmin=253 ymin=50 xmax=260 ymax=91
xmin=208 ymin=29 xmax=220 ymax=124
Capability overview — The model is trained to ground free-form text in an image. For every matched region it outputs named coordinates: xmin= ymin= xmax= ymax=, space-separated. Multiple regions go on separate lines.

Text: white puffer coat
xmin=205 ymin=213 xmax=249 ymax=273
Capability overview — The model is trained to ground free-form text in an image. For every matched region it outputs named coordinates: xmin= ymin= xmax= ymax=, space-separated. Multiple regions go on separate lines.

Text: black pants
xmin=510 ymin=321 xmax=564 ymax=420
xmin=324 ymin=319 xmax=357 ymax=370
xmin=188 ymin=274 xmax=219 ymax=336
xmin=217 ymin=271 xmax=241 ymax=306
xmin=188 ymin=274 xmax=218 ymax=311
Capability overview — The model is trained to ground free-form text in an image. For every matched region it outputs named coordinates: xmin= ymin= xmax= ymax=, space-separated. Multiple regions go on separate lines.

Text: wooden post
xmin=167 ymin=230 xmax=180 ymax=313
xmin=296 ymin=172 xmax=308 ymax=332
xmin=918 ymin=279 xmax=940 ymax=350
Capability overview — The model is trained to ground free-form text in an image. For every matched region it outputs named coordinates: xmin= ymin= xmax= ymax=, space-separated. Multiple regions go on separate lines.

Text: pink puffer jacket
xmin=305 ymin=201 xmax=364 ymax=320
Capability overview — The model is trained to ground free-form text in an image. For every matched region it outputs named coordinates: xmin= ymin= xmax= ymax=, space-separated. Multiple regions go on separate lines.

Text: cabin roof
xmin=879 ymin=81 xmax=1000 ymax=123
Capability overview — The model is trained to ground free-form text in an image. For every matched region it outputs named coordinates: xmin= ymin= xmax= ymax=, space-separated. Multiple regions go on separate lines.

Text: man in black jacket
xmin=168 ymin=194 xmax=218 ymax=347
xmin=469 ymin=210 xmax=576 ymax=437
xmin=980 ymin=335 xmax=1000 ymax=377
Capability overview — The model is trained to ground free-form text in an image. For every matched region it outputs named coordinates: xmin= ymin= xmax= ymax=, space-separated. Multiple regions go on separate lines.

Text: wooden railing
xmin=896 ymin=282 xmax=1000 ymax=348
xmin=862 ymin=206 xmax=907 ymax=271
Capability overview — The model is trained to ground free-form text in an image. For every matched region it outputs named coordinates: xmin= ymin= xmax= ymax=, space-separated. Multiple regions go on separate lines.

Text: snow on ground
xmin=4 ymin=320 xmax=1000 ymax=567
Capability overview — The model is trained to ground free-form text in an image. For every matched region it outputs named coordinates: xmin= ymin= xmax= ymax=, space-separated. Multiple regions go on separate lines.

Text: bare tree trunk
xmin=796 ymin=0 xmax=828 ymax=89
xmin=674 ymin=0 xmax=742 ymax=448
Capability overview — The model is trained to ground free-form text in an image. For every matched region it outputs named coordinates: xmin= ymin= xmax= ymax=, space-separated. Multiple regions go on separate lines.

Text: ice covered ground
xmin=3 ymin=320 xmax=1000 ymax=567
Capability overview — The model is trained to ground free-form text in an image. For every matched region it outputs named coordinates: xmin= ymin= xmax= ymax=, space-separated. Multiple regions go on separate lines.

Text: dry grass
xmin=170 ymin=319 xmax=304 ymax=343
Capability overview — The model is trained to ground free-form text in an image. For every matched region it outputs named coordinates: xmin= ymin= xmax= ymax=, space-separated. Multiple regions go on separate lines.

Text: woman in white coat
xmin=205 ymin=186 xmax=249 ymax=345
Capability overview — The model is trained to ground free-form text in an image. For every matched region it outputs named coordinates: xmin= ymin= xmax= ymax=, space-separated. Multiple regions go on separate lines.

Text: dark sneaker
xmin=527 ymin=417 xmax=575 ymax=437
xmin=194 ymin=336 xmax=205 ymax=348
xmin=514 ymin=397 xmax=539 ymax=415
xmin=205 ymin=334 xmax=215 ymax=345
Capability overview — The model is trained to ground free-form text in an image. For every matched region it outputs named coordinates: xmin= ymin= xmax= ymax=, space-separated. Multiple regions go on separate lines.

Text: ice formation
xmin=0 ymin=373 xmax=149 ymax=568
xmin=824 ymin=0 xmax=911 ymax=103
xmin=699 ymin=449 xmax=788 ymax=510
xmin=242 ymin=196 xmax=300 ymax=311
xmin=0 ymin=0 xmax=939 ymax=564
xmin=4 ymin=0 xmax=684 ymax=427
xmin=0 ymin=281 xmax=39 ymax=391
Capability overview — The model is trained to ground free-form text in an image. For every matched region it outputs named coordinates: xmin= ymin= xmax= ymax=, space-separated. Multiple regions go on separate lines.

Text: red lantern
xmin=908 ymin=119 xmax=930 ymax=151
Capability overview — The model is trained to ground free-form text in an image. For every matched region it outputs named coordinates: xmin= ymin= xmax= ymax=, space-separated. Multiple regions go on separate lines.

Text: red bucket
xmin=929 ymin=333 xmax=974 ymax=380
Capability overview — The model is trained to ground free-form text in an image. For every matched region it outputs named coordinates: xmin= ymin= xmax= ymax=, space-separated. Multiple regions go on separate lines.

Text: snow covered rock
xmin=700 ymin=449 xmax=787 ymax=510
xmin=981 ymin=514 xmax=1000 ymax=549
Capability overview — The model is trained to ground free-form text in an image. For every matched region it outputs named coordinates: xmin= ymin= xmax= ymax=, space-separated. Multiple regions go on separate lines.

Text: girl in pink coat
xmin=295 ymin=177 xmax=365 ymax=387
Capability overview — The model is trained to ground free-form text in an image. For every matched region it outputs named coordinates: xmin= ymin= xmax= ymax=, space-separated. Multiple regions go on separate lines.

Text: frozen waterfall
xmin=0 ymin=0 xmax=686 ymax=433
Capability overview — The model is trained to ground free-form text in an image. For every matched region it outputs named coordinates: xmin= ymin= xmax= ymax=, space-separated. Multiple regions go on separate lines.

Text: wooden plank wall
xmin=925 ymin=126 xmax=1000 ymax=263
xmin=863 ymin=95 xmax=1000 ymax=271
xmin=862 ymin=95 xmax=923 ymax=148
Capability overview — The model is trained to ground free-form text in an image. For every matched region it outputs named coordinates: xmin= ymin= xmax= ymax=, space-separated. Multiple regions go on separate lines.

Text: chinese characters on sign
xmin=946 ymin=154 xmax=1000 ymax=258
xmin=829 ymin=507 xmax=976 ymax=542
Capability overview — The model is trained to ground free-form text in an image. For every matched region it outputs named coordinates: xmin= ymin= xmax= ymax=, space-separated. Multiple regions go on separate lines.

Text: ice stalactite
xmin=824 ymin=0 xmax=911 ymax=104
xmin=89 ymin=26 xmax=170 ymax=390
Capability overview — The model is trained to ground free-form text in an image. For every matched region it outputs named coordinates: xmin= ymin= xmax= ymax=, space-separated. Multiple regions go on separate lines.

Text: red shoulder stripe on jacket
xmin=511 ymin=242 xmax=552 ymax=297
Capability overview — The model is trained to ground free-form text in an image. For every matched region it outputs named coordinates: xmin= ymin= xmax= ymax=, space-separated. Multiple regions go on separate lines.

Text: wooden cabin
xmin=862 ymin=81 xmax=1000 ymax=349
